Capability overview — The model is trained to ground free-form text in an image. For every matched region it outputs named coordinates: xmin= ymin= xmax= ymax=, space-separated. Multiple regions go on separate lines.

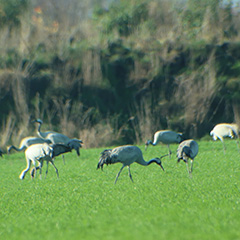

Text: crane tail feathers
xmin=97 ymin=149 xmax=112 ymax=170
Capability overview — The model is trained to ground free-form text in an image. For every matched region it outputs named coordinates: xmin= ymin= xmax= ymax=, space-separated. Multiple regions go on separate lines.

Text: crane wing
xmin=97 ymin=149 xmax=112 ymax=170
xmin=51 ymin=144 xmax=72 ymax=157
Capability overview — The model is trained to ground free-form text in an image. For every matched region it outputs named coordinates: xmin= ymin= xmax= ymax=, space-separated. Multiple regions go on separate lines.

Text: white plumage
xmin=97 ymin=145 xmax=164 ymax=184
xmin=210 ymin=123 xmax=239 ymax=153
xmin=7 ymin=136 xmax=52 ymax=153
xmin=145 ymin=130 xmax=183 ymax=156
xmin=19 ymin=143 xmax=72 ymax=180
xmin=177 ymin=139 xmax=198 ymax=177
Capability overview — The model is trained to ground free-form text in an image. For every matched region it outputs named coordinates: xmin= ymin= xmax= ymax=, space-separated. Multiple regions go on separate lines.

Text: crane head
xmin=32 ymin=119 xmax=43 ymax=124
xmin=155 ymin=157 xmax=164 ymax=171
xmin=145 ymin=140 xmax=151 ymax=150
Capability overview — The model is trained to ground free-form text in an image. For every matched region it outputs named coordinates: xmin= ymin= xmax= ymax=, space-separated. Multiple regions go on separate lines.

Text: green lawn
xmin=0 ymin=140 xmax=240 ymax=240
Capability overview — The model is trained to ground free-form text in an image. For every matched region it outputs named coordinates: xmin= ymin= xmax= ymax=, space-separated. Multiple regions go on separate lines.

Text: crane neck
xmin=146 ymin=158 xmax=160 ymax=165
xmin=146 ymin=140 xmax=157 ymax=146
xmin=139 ymin=158 xmax=160 ymax=166
xmin=37 ymin=122 xmax=45 ymax=138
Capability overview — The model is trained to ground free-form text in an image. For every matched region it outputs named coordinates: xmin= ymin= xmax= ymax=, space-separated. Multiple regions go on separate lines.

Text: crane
xmin=145 ymin=130 xmax=183 ymax=157
xmin=32 ymin=119 xmax=56 ymax=138
xmin=19 ymin=143 xmax=72 ymax=180
xmin=177 ymin=139 xmax=198 ymax=177
xmin=0 ymin=148 xmax=3 ymax=157
xmin=33 ymin=119 xmax=83 ymax=158
xmin=210 ymin=123 xmax=239 ymax=153
xmin=97 ymin=145 xmax=165 ymax=184
xmin=7 ymin=136 xmax=52 ymax=153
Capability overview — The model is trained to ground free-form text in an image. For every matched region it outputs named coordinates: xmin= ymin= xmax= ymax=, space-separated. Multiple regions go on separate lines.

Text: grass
xmin=0 ymin=139 xmax=240 ymax=240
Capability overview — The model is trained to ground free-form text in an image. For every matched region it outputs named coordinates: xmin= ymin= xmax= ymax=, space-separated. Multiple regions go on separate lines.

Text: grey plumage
xmin=97 ymin=145 xmax=164 ymax=184
xmin=177 ymin=139 xmax=198 ymax=177
xmin=33 ymin=119 xmax=83 ymax=158
xmin=7 ymin=136 xmax=52 ymax=153
xmin=145 ymin=130 xmax=183 ymax=156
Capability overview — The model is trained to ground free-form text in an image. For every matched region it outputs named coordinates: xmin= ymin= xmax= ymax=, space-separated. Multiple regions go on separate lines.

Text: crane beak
xmin=159 ymin=163 xmax=164 ymax=171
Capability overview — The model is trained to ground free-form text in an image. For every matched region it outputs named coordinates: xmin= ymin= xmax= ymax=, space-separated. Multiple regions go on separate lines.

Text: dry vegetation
xmin=0 ymin=0 xmax=240 ymax=151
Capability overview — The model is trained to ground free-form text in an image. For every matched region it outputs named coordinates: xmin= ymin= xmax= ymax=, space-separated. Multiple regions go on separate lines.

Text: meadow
xmin=0 ymin=139 xmax=240 ymax=240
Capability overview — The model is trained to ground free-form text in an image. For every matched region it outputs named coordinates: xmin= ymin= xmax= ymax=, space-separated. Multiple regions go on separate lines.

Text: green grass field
xmin=1 ymin=140 xmax=240 ymax=240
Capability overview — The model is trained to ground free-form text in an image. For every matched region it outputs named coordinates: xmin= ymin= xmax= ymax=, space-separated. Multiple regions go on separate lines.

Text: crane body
xmin=210 ymin=123 xmax=239 ymax=153
xmin=145 ymin=130 xmax=183 ymax=156
xmin=97 ymin=145 xmax=164 ymax=184
xmin=177 ymin=139 xmax=198 ymax=177
xmin=33 ymin=119 xmax=83 ymax=159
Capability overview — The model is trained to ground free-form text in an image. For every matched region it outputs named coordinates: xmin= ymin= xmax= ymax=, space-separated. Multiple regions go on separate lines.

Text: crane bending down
xmin=30 ymin=140 xmax=82 ymax=177
xmin=145 ymin=130 xmax=183 ymax=157
xmin=210 ymin=123 xmax=239 ymax=153
xmin=177 ymin=139 xmax=198 ymax=177
xmin=33 ymin=119 xmax=83 ymax=158
xmin=19 ymin=143 xmax=71 ymax=180
xmin=97 ymin=145 xmax=165 ymax=184
xmin=7 ymin=136 xmax=52 ymax=153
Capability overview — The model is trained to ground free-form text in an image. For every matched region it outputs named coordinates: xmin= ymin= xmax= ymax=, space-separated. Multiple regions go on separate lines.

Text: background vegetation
xmin=1 ymin=0 xmax=240 ymax=149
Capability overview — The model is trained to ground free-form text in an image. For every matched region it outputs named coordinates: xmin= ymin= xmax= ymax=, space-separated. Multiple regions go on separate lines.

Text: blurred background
xmin=0 ymin=0 xmax=240 ymax=149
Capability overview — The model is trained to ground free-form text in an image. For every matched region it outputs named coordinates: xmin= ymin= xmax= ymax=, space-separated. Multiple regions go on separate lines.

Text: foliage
xmin=1 ymin=140 xmax=240 ymax=240
xmin=1 ymin=0 xmax=240 ymax=148
xmin=0 ymin=0 xmax=29 ymax=28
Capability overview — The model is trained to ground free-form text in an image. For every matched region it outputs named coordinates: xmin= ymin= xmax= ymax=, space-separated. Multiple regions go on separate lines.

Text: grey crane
xmin=32 ymin=119 xmax=56 ymax=138
xmin=177 ymin=139 xmax=198 ymax=177
xmin=97 ymin=145 xmax=164 ymax=184
xmin=19 ymin=143 xmax=72 ymax=180
xmin=210 ymin=123 xmax=239 ymax=153
xmin=145 ymin=130 xmax=183 ymax=157
xmin=33 ymin=119 xmax=83 ymax=158
xmin=7 ymin=136 xmax=52 ymax=153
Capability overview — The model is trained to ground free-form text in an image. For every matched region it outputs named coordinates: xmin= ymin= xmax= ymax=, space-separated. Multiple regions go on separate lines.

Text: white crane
xmin=29 ymin=140 xmax=83 ymax=178
xmin=145 ymin=130 xmax=183 ymax=157
xmin=7 ymin=136 xmax=52 ymax=153
xmin=19 ymin=143 xmax=72 ymax=180
xmin=33 ymin=119 xmax=83 ymax=158
xmin=177 ymin=139 xmax=198 ymax=177
xmin=210 ymin=123 xmax=239 ymax=153
xmin=97 ymin=145 xmax=165 ymax=184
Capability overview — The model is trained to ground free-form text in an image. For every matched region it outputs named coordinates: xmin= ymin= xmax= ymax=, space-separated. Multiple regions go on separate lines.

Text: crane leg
xmin=128 ymin=166 xmax=134 ymax=183
xmin=62 ymin=155 xmax=65 ymax=165
xmin=45 ymin=161 xmax=49 ymax=178
xmin=167 ymin=145 xmax=172 ymax=158
xmin=38 ymin=161 xmax=43 ymax=180
xmin=115 ymin=165 xmax=125 ymax=184
xmin=190 ymin=160 xmax=194 ymax=174
xmin=185 ymin=160 xmax=192 ymax=178
xmin=19 ymin=158 xmax=31 ymax=180
xmin=220 ymin=139 xmax=226 ymax=154
xmin=236 ymin=138 xmax=240 ymax=153
xmin=50 ymin=160 xmax=59 ymax=178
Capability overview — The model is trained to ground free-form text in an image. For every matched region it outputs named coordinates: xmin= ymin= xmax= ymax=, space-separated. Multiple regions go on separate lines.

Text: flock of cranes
xmin=1 ymin=120 xmax=239 ymax=183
